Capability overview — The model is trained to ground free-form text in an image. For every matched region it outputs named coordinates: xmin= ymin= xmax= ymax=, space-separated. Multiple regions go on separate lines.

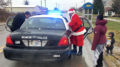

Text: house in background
xmin=5 ymin=0 xmax=36 ymax=13
xmin=5 ymin=5 xmax=48 ymax=15
xmin=103 ymin=0 xmax=115 ymax=16
xmin=5 ymin=5 xmax=36 ymax=13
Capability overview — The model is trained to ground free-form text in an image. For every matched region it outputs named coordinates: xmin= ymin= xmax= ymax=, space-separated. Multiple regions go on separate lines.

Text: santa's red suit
xmin=69 ymin=13 xmax=86 ymax=47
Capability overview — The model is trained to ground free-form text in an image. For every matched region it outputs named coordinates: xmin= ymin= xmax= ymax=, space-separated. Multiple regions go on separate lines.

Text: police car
xmin=4 ymin=14 xmax=92 ymax=62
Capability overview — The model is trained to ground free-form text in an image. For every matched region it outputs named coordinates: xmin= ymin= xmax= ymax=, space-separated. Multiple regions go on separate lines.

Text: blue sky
xmin=11 ymin=0 xmax=93 ymax=10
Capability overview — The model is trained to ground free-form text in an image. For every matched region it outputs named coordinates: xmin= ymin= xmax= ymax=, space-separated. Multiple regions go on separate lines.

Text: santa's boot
xmin=77 ymin=46 xmax=82 ymax=56
xmin=71 ymin=45 xmax=77 ymax=55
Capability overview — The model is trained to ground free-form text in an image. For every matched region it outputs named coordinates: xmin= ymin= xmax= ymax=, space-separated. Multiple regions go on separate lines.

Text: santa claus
xmin=68 ymin=8 xmax=86 ymax=55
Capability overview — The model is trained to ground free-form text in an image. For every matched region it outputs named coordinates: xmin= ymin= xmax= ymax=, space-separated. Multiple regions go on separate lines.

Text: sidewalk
xmin=105 ymin=18 xmax=120 ymax=22
xmin=0 ymin=23 xmax=5 ymax=26
xmin=0 ymin=23 xmax=5 ymax=31
xmin=83 ymin=38 xmax=107 ymax=67
xmin=83 ymin=38 xmax=93 ymax=67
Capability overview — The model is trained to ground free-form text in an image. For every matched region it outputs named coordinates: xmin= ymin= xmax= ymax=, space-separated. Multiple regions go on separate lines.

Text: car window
xmin=63 ymin=17 xmax=68 ymax=22
xmin=21 ymin=17 xmax=66 ymax=30
xmin=82 ymin=18 xmax=91 ymax=31
xmin=6 ymin=16 xmax=14 ymax=28
xmin=82 ymin=18 xmax=90 ymax=28
xmin=81 ymin=17 xmax=93 ymax=38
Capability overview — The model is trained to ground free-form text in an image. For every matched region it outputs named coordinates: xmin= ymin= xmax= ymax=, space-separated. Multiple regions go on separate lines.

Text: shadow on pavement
xmin=12 ymin=55 xmax=87 ymax=67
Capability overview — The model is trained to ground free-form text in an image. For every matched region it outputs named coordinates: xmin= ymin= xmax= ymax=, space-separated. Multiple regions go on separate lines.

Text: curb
xmin=87 ymin=37 xmax=92 ymax=43
xmin=87 ymin=36 xmax=108 ymax=67
xmin=83 ymin=38 xmax=94 ymax=67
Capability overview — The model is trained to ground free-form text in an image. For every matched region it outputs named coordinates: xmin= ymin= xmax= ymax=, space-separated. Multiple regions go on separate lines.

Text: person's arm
xmin=91 ymin=27 xmax=101 ymax=50
xmin=111 ymin=38 xmax=115 ymax=46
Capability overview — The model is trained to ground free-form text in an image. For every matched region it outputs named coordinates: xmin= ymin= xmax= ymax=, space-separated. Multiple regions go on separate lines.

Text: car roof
xmin=30 ymin=15 xmax=64 ymax=19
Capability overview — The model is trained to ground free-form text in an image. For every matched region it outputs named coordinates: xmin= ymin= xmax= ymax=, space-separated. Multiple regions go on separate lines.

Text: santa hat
xmin=68 ymin=8 xmax=75 ymax=13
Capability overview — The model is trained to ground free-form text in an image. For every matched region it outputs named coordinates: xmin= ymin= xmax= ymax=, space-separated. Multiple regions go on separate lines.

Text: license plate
xmin=29 ymin=40 xmax=47 ymax=47
xmin=29 ymin=40 xmax=41 ymax=46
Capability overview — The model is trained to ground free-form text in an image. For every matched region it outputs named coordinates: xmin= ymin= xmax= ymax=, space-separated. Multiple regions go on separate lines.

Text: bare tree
xmin=0 ymin=0 xmax=10 ymax=9
xmin=112 ymin=0 xmax=120 ymax=16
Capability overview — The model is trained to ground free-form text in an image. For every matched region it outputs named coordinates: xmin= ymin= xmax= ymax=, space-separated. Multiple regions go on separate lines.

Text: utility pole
xmin=84 ymin=0 xmax=85 ymax=4
xmin=10 ymin=0 xmax=12 ymax=12
xmin=56 ymin=3 xmax=59 ymax=8
xmin=44 ymin=0 xmax=46 ymax=7
xmin=56 ymin=3 xmax=57 ymax=8
xmin=41 ymin=0 xmax=42 ymax=7
xmin=75 ymin=3 xmax=77 ymax=9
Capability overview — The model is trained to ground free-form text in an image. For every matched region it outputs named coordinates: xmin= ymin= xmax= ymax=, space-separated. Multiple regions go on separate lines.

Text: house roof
xmin=5 ymin=5 xmax=37 ymax=8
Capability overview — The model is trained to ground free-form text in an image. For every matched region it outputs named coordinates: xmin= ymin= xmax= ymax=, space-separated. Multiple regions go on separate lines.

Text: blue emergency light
xmin=48 ymin=10 xmax=62 ymax=16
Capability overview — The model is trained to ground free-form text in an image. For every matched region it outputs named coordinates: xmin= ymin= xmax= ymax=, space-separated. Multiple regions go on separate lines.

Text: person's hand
xmin=65 ymin=30 xmax=72 ymax=37
xmin=91 ymin=47 xmax=95 ymax=51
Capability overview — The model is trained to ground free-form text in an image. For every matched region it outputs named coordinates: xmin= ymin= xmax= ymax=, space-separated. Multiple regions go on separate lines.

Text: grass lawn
xmin=107 ymin=21 xmax=120 ymax=31
xmin=107 ymin=17 xmax=120 ymax=20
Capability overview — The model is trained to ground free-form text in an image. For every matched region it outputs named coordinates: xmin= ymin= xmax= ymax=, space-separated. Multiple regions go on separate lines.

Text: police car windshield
xmin=21 ymin=17 xmax=66 ymax=30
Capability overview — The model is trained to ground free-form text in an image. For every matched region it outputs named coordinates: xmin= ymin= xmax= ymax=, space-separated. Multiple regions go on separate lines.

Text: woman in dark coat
xmin=92 ymin=14 xmax=107 ymax=67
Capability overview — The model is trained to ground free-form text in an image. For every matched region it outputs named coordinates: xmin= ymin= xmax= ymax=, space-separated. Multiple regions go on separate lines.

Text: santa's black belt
xmin=74 ymin=25 xmax=82 ymax=32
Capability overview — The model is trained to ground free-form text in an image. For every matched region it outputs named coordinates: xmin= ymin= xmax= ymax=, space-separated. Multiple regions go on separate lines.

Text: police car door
xmin=80 ymin=17 xmax=93 ymax=38
xmin=5 ymin=16 xmax=14 ymax=32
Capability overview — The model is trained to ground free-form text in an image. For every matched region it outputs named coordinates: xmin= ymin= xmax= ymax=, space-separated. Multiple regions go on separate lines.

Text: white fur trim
xmin=71 ymin=29 xmax=86 ymax=36
xmin=68 ymin=10 xmax=75 ymax=13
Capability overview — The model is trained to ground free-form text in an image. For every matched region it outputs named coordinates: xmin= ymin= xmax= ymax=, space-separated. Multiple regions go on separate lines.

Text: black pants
xmin=106 ymin=47 xmax=113 ymax=55
xmin=73 ymin=45 xmax=82 ymax=53
xmin=96 ymin=52 xmax=103 ymax=67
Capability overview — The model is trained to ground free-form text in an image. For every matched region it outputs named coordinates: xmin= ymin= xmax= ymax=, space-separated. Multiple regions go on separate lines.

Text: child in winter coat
xmin=106 ymin=32 xmax=115 ymax=55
